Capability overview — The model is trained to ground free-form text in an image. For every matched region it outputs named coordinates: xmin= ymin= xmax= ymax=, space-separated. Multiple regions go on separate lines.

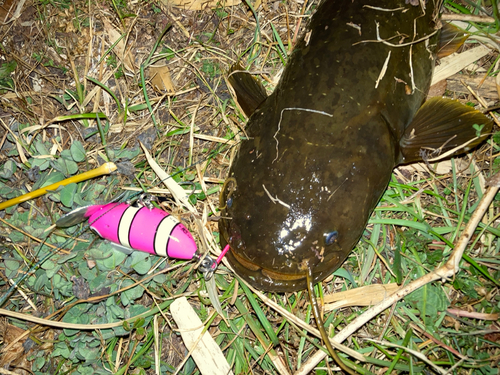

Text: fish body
xmin=219 ymin=0 xmax=492 ymax=292
xmin=57 ymin=203 xmax=197 ymax=260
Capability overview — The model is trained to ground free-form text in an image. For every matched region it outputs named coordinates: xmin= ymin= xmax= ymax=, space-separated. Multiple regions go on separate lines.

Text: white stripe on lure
xmin=56 ymin=203 xmax=197 ymax=260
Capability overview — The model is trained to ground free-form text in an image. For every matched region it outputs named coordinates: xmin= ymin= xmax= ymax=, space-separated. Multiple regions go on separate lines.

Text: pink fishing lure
xmin=57 ymin=203 xmax=197 ymax=260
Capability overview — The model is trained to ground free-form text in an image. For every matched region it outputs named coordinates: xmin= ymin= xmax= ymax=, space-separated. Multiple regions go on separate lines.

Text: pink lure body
xmin=84 ymin=203 xmax=197 ymax=260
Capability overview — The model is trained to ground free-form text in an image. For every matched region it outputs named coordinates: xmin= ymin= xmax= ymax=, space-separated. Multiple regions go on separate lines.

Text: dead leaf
xmin=103 ymin=19 xmax=135 ymax=72
xmin=496 ymin=72 xmax=500 ymax=101
xmin=446 ymin=73 xmax=498 ymax=100
xmin=427 ymin=80 xmax=447 ymax=98
xmin=150 ymin=65 xmax=176 ymax=93
xmin=0 ymin=319 xmax=32 ymax=374
xmin=398 ymin=159 xmax=470 ymax=175
xmin=0 ymin=0 xmax=17 ymax=20
xmin=170 ymin=297 xmax=235 ymax=375
xmin=432 ymin=45 xmax=491 ymax=86
xmin=86 ymin=258 xmax=96 ymax=269
xmin=323 ymin=283 xmax=399 ymax=311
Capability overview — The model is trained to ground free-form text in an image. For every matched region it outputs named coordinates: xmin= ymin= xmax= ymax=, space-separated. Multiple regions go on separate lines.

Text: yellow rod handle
xmin=0 ymin=162 xmax=117 ymax=211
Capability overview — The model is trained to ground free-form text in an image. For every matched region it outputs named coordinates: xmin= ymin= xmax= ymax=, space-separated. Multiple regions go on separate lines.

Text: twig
xmin=441 ymin=14 xmax=495 ymax=23
xmin=0 ymin=162 xmax=117 ymax=211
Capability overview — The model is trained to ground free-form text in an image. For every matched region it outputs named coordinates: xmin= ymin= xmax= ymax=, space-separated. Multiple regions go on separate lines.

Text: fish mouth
xmin=224 ymin=244 xmax=338 ymax=292
xmin=220 ymin=223 xmax=335 ymax=292
xmin=218 ymin=193 xmax=310 ymax=292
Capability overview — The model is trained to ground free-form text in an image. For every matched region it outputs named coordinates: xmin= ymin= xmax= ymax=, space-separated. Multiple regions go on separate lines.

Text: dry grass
xmin=0 ymin=0 xmax=499 ymax=374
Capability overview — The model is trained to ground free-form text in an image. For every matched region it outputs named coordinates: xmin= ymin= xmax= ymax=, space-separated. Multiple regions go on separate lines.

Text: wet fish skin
xmin=219 ymin=0 xmax=492 ymax=292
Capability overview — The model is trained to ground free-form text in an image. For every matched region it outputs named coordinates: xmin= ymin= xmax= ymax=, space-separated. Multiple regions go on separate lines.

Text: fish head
xmin=220 ymin=194 xmax=346 ymax=292
xmin=219 ymin=108 xmax=396 ymax=292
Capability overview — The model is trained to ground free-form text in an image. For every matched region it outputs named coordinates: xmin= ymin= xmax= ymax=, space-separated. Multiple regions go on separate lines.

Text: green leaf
xmin=112 ymin=325 xmax=129 ymax=337
xmin=77 ymin=345 xmax=100 ymax=362
xmin=127 ymin=304 xmax=149 ymax=318
xmin=332 ymin=268 xmax=357 ymax=287
xmin=40 ymin=259 xmax=56 ymax=270
xmin=426 ymin=248 xmax=444 ymax=265
xmin=56 ymin=150 xmax=79 ymax=175
xmin=393 ymin=243 xmax=402 ymax=284
xmin=4 ymin=259 xmax=20 ymax=278
xmin=0 ymin=60 xmax=16 ymax=78
xmin=70 ymin=141 xmax=87 ymax=162
xmin=57 ymin=251 xmax=79 ymax=264
xmin=33 ymin=356 xmax=46 ymax=371
xmin=60 ymin=183 xmax=78 ymax=207
xmin=52 ymin=273 xmax=73 ymax=298
xmin=42 ymin=260 xmax=61 ymax=278
xmin=123 ymin=320 xmax=131 ymax=331
xmin=127 ymin=251 xmax=152 ymax=275
xmin=83 ymin=182 xmax=106 ymax=202
xmin=52 ymin=112 xmax=107 ymax=123
xmin=153 ymin=274 xmax=166 ymax=283
xmin=0 ymin=159 xmax=16 ymax=179
xmin=493 ymin=131 xmax=500 ymax=145
xmin=78 ymin=261 xmax=97 ymax=281
xmin=472 ymin=123 xmax=485 ymax=138
xmin=406 ymin=283 xmax=448 ymax=318
xmin=40 ymin=171 xmax=66 ymax=188
xmin=33 ymin=272 xmax=48 ymax=292
xmin=52 ymin=342 xmax=71 ymax=359
xmin=239 ymin=280 xmax=279 ymax=346
xmin=95 ymin=248 xmax=127 ymax=271
xmin=112 ymin=147 xmax=140 ymax=160
xmin=88 ymin=272 xmax=108 ymax=292
xmin=452 ymin=274 xmax=480 ymax=299
xmin=63 ymin=304 xmax=91 ymax=336
xmin=31 ymin=157 xmax=51 ymax=171
xmin=133 ymin=317 xmax=145 ymax=328
xmin=35 ymin=140 xmax=50 ymax=156
xmin=121 ymin=280 xmax=144 ymax=306
xmin=76 ymin=364 xmax=95 ymax=375
xmin=270 ymin=22 xmax=287 ymax=61
xmin=107 ymin=302 xmax=125 ymax=319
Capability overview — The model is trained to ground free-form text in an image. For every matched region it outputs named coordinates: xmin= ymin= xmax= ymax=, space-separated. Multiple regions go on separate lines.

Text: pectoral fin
xmin=399 ymin=97 xmax=492 ymax=164
xmin=437 ymin=22 xmax=469 ymax=58
xmin=227 ymin=63 xmax=268 ymax=117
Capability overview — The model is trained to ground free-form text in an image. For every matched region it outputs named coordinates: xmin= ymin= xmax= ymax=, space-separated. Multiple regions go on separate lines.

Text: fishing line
xmin=0 ymin=125 xmax=246 ymax=307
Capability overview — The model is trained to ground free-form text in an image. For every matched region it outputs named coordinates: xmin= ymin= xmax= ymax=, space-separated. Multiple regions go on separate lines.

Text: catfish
xmin=219 ymin=0 xmax=492 ymax=371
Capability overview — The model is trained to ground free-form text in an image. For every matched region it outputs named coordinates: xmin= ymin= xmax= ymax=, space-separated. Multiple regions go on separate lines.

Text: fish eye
xmin=324 ymin=231 xmax=338 ymax=245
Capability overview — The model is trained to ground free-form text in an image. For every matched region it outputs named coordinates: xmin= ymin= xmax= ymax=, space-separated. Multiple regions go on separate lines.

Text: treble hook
xmin=197 ymin=244 xmax=230 ymax=281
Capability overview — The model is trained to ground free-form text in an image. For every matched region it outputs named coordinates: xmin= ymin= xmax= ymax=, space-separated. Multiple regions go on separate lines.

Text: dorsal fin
xmin=227 ymin=63 xmax=268 ymax=117
xmin=399 ymin=97 xmax=492 ymax=164
xmin=437 ymin=22 xmax=469 ymax=58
